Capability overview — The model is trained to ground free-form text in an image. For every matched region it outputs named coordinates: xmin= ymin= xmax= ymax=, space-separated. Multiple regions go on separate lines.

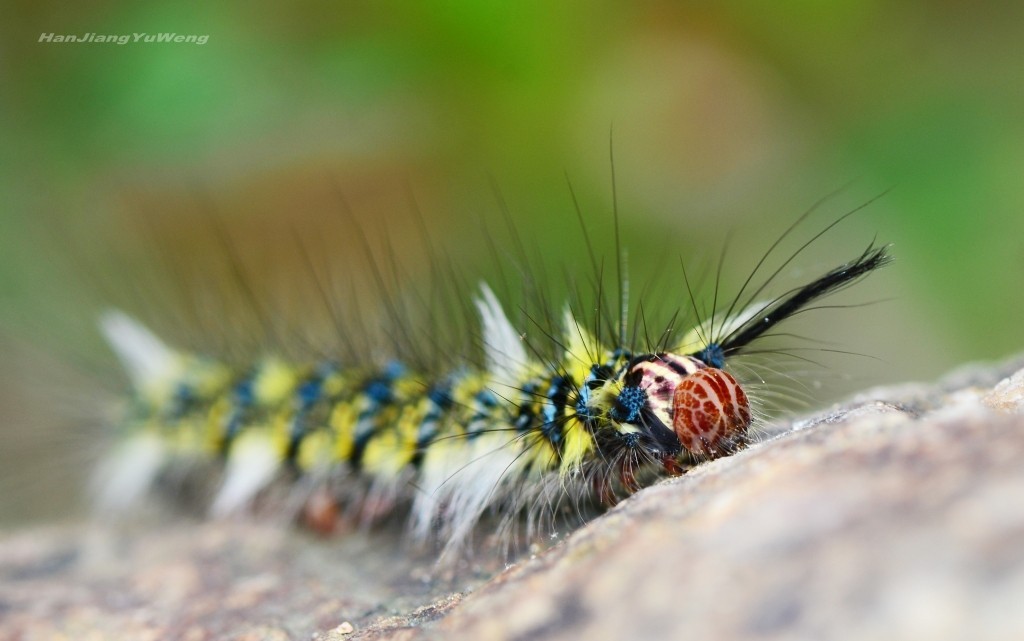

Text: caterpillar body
xmin=93 ymin=199 xmax=891 ymax=562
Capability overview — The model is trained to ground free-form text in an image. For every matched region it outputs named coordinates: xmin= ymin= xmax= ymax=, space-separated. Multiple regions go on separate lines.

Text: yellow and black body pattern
xmin=117 ymin=342 xmax=677 ymax=490
xmin=98 ymin=241 xmax=890 ymax=556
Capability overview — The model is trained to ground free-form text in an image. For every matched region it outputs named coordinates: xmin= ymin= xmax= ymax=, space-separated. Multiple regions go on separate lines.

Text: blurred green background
xmin=2 ymin=2 xmax=1023 ymax=521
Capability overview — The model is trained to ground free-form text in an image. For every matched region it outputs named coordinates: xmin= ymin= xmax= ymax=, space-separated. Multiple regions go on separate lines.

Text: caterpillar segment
xmin=95 ymin=243 xmax=891 ymax=557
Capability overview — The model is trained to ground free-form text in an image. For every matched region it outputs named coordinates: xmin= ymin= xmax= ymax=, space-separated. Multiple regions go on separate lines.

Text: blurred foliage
xmin=2 ymin=1 xmax=1024 ymax=400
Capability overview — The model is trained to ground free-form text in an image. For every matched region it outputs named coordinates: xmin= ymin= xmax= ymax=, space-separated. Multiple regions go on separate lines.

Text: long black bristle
xmin=714 ymin=243 xmax=893 ymax=356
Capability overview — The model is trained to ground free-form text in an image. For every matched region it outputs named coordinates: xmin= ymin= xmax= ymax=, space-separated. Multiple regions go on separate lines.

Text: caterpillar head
xmin=607 ymin=352 xmax=751 ymax=459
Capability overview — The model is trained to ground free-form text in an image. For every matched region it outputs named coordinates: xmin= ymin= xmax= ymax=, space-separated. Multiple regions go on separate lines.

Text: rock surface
xmin=3 ymin=357 xmax=1024 ymax=641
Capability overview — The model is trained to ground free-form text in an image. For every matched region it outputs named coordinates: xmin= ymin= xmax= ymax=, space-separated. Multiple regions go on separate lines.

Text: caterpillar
xmin=91 ymin=186 xmax=891 ymax=564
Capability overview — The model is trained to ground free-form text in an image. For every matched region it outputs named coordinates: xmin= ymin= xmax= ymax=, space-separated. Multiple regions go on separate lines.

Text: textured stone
xmin=3 ymin=356 xmax=1024 ymax=641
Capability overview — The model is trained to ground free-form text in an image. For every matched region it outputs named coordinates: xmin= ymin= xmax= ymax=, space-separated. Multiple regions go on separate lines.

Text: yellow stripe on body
xmin=296 ymin=430 xmax=333 ymax=471
xmin=559 ymin=416 xmax=594 ymax=475
xmin=329 ymin=401 xmax=358 ymax=461
xmin=252 ymin=358 xmax=301 ymax=406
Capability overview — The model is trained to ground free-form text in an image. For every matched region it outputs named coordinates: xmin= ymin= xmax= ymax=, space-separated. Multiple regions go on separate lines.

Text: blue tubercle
xmin=297 ymin=379 xmax=322 ymax=407
xmin=610 ymin=385 xmax=647 ymax=423
xmin=364 ymin=379 xmax=393 ymax=404
xmin=233 ymin=378 xmax=255 ymax=406
xmin=383 ymin=360 xmax=406 ymax=379
xmin=698 ymin=343 xmax=726 ymax=369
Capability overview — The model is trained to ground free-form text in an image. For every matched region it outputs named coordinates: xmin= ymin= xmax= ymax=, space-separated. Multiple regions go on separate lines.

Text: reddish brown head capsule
xmin=672 ymin=368 xmax=751 ymax=457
